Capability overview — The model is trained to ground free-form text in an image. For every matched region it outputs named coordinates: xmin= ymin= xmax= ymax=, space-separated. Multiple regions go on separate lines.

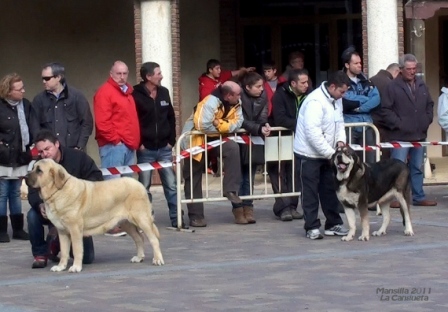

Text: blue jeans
xmin=137 ymin=146 xmax=178 ymax=223
xmin=0 ymin=179 xmax=22 ymax=216
xmin=232 ymin=164 xmax=257 ymax=209
xmin=99 ymin=143 xmax=135 ymax=180
xmin=390 ymin=147 xmax=425 ymax=203
xmin=27 ymin=208 xmax=94 ymax=264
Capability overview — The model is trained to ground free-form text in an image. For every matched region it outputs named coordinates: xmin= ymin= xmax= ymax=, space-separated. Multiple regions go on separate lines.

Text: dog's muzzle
xmin=335 ymin=154 xmax=349 ymax=172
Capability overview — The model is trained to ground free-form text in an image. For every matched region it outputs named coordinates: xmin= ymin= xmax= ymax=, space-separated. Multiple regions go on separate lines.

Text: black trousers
xmin=183 ymin=140 xmax=242 ymax=219
xmin=267 ymin=160 xmax=300 ymax=217
xmin=296 ymin=154 xmax=343 ymax=231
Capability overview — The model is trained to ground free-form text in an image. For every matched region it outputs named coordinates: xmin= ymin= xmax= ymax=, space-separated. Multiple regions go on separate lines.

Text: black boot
xmin=0 ymin=215 xmax=10 ymax=243
xmin=10 ymin=213 xmax=29 ymax=240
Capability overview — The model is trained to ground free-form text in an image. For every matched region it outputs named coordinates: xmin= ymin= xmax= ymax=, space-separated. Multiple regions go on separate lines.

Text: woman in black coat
xmin=232 ymin=72 xmax=271 ymax=224
xmin=0 ymin=73 xmax=33 ymax=242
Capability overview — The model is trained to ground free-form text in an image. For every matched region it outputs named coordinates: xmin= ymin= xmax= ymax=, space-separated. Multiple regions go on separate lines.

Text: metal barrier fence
xmin=175 ymin=127 xmax=299 ymax=230
xmin=174 ymin=122 xmax=380 ymax=230
xmin=345 ymin=122 xmax=381 ymax=162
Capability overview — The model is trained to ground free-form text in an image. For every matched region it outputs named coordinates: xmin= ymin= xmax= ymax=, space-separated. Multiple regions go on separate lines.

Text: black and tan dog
xmin=332 ymin=146 xmax=414 ymax=241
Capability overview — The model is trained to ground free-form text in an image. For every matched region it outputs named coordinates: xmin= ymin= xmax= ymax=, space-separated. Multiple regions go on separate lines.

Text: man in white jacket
xmin=294 ymin=71 xmax=351 ymax=240
xmin=438 ymin=78 xmax=448 ymax=137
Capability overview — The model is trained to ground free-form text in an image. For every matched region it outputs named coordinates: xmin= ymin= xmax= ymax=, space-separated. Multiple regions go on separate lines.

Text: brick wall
xmin=362 ymin=0 xmax=405 ymax=75
xmin=219 ymin=0 xmax=238 ymax=69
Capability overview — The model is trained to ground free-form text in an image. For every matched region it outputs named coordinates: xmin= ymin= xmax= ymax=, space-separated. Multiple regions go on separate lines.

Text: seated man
xmin=27 ymin=130 xmax=104 ymax=268
xmin=183 ymin=81 xmax=244 ymax=227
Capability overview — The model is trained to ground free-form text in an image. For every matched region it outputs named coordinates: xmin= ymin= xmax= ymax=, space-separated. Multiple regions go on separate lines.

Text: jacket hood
xmin=133 ymin=82 xmax=150 ymax=96
xmin=442 ymin=87 xmax=448 ymax=94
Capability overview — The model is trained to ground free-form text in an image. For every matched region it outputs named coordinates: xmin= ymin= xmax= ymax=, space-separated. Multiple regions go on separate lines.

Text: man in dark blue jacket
xmin=132 ymin=62 xmax=186 ymax=228
xmin=341 ymin=48 xmax=380 ymax=163
xmin=27 ymin=130 xmax=103 ymax=268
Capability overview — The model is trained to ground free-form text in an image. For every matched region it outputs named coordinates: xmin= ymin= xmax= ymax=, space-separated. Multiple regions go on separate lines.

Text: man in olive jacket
xmin=380 ymin=54 xmax=436 ymax=207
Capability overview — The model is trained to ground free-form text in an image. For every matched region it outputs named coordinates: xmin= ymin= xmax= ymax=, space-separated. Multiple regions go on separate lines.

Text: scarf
xmin=5 ymin=99 xmax=29 ymax=151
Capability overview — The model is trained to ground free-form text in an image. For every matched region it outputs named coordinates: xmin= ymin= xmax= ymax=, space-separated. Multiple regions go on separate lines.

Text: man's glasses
xmin=42 ymin=76 xmax=55 ymax=82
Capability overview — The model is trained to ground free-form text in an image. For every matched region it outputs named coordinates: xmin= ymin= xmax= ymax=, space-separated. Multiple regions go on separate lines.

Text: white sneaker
xmin=324 ymin=225 xmax=349 ymax=236
xmin=306 ymin=229 xmax=323 ymax=240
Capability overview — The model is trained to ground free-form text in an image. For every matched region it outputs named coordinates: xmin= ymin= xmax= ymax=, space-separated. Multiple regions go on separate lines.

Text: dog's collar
xmin=42 ymin=176 xmax=71 ymax=202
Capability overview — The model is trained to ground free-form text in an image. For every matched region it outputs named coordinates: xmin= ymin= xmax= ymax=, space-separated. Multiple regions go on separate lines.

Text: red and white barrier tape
xmin=29 ymin=138 xmax=447 ymax=176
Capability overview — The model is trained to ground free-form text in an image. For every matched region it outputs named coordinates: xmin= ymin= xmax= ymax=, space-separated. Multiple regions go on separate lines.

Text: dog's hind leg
xmin=398 ymin=195 xmax=414 ymax=236
xmin=341 ymin=207 xmax=356 ymax=241
xmin=50 ymin=231 xmax=70 ymax=272
xmin=372 ymin=204 xmax=390 ymax=236
xmin=134 ymin=214 xmax=164 ymax=266
xmin=358 ymin=206 xmax=370 ymax=241
xmin=120 ymin=221 xmax=145 ymax=263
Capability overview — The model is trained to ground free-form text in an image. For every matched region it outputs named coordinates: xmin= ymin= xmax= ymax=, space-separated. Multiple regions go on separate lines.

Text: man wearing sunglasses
xmin=30 ymin=62 xmax=93 ymax=151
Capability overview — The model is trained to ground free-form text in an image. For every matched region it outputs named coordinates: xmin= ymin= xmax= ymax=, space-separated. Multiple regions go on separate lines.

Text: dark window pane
xmin=337 ymin=19 xmax=363 ymax=69
xmin=243 ymin=26 xmax=271 ymax=72
xmin=240 ymin=0 xmax=361 ymax=18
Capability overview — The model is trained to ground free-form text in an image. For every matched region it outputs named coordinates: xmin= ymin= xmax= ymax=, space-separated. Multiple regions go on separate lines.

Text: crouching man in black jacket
xmin=27 ymin=130 xmax=103 ymax=269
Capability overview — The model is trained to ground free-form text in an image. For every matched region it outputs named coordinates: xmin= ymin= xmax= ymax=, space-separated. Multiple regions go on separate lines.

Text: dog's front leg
xmin=50 ymin=231 xmax=70 ymax=272
xmin=341 ymin=207 xmax=356 ymax=241
xmin=358 ymin=206 xmax=370 ymax=241
xmin=68 ymin=227 xmax=84 ymax=273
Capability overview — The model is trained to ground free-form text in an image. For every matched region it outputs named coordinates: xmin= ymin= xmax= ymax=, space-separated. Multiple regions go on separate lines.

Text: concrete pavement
xmin=0 ymin=181 xmax=447 ymax=312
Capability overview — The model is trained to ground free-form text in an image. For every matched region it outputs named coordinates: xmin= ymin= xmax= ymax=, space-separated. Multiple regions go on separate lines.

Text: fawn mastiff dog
xmin=332 ymin=146 xmax=414 ymax=242
xmin=25 ymin=158 xmax=164 ymax=273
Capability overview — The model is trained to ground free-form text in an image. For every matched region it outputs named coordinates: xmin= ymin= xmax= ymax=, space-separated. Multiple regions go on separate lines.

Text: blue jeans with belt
xmin=137 ymin=145 xmax=178 ymax=224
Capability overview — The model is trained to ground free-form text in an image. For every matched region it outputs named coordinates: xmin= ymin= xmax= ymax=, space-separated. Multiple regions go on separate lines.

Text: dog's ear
xmin=51 ymin=167 xmax=67 ymax=189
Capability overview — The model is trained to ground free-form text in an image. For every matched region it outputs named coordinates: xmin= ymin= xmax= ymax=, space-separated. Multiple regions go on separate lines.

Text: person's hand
xmin=261 ymin=123 xmax=271 ymax=137
xmin=139 ymin=144 xmax=145 ymax=151
xmin=213 ymin=119 xmax=220 ymax=127
xmin=39 ymin=203 xmax=48 ymax=219
xmin=337 ymin=141 xmax=345 ymax=148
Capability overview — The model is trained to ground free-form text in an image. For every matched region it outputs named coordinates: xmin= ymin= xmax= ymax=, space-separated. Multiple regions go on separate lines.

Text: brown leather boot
xmin=232 ymin=208 xmax=248 ymax=224
xmin=243 ymin=206 xmax=256 ymax=224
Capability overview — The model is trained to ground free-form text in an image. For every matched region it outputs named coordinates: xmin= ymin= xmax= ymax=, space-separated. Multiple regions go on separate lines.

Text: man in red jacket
xmin=93 ymin=60 xmax=141 ymax=236
xmin=198 ymin=59 xmax=255 ymax=101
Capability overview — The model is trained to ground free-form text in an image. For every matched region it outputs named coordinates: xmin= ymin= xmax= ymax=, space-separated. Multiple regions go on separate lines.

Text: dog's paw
xmin=50 ymin=264 xmax=66 ymax=272
xmin=68 ymin=265 xmax=82 ymax=273
xmin=358 ymin=235 xmax=370 ymax=241
xmin=341 ymin=235 xmax=354 ymax=242
xmin=372 ymin=230 xmax=386 ymax=236
xmin=404 ymin=230 xmax=414 ymax=236
xmin=130 ymin=256 xmax=144 ymax=263
xmin=152 ymin=257 xmax=164 ymax=266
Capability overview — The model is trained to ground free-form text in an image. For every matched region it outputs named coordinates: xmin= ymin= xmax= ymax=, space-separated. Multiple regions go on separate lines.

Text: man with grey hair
xmin=31 ymin=62 xmax=93 ymax=150
xmin=381 ymin=54 xmax=437 ymax=207
xmin=370 ymin=63 xmax=401 ymax=160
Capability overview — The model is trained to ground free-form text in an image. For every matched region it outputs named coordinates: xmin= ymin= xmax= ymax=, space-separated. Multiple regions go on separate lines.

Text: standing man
xmin=31 ymin=62 xmax=93 ymax=150
xmin=281 ymin=51 xmax=313 ymax=90
xmin=370 ymin=63 xmax=400 ymax=160
xmin=294 ymin=71 xmax=350 ymax=240
xmin=198 ymin=59 xmax=255 ymax=101
xmin=132 ymin=62 xmax=186 ymax=228
xmin=183 ymin=81 xmax=244 ymax=227
xmin=94 ymin=61 xmax=140 ymax=236
xmin=381 ymin=54 xmax=437 ymax=207
xmin=269 ymin=69 xmax=309 ymax=221
xmin=341 ymin=48 xmax=380 ymax=164
xmin=27 ymin=130 xmax=101 ymax=268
